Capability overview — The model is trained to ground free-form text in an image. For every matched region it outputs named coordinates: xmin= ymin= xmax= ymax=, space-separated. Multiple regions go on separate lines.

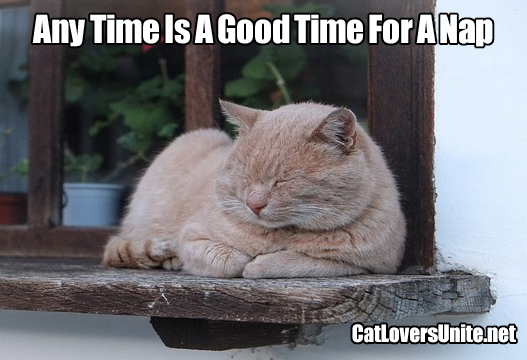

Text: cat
xmin=102 ymin=100 xmax=406 ymax=278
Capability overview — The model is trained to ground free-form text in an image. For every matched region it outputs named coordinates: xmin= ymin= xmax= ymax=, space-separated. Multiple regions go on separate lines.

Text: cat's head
xmin=215 ymin=100 xmax=375 ymax=231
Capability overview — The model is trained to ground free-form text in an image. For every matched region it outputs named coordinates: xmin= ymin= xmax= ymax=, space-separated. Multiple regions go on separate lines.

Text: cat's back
xmin=122 ymin=129 xmax=233 ymax=238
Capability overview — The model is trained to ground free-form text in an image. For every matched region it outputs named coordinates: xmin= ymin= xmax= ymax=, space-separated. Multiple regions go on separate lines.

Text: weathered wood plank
xmin=184 ymin=0 xmax=224 ymax=131
xmin=0 ymin=227 xmax=112 ymax=258
xmin=28 ymin=0 xmax=65 ymax=228
xmin=368 ymin=0 xmax=436 ymax=273
xmin=0 ymin=258 xmax=493 ymax=324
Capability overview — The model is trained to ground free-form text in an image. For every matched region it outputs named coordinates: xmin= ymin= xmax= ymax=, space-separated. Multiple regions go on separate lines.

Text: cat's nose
xmin=248 ymin=202 xmax=266 ymax=215
xmin=246 ymin=192 xmax=268 ymax=215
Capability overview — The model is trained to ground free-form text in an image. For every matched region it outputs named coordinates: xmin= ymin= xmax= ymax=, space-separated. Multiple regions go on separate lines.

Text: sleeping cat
xmin=102 ymin=100 xmax=406 ymax=278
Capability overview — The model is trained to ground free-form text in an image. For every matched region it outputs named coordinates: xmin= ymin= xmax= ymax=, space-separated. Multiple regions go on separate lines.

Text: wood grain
xmin=28 ymin=0 xmax=65 ymax=228
xmin=0 ymin=258 xmax=493 ymax=324
xmin=368 ymin=0 xmax=436 ymax=273
xmin=184 ymin=0 xmax=224 ymax=131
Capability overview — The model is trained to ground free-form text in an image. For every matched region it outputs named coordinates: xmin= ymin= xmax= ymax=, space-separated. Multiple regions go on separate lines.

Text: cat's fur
xmin=102 ymin=101 xmax=406 ymax=278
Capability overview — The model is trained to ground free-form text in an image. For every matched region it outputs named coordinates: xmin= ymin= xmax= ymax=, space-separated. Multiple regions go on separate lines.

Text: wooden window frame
xmin=0 ymin=0 xmax=435 ymax=272
xmin=0 ymin=0 xmax=28 ymax=7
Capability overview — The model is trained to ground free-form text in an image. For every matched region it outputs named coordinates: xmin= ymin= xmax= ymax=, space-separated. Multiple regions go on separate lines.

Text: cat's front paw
xmin=243 ymin=250 xmax=367 ymax=278
xmin=102 ymin=235 xmax=179 ymax=269
xmin=242 ymin=253 xmax=282 ymax=279
xmin=162 ymin=256 xmax=183 ymax=271
xmin=180 ymin=238 xmax=253 ymax=277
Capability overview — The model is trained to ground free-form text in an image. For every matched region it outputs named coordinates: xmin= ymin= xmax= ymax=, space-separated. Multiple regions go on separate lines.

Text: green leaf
xmin=242 ymin=97 xmax=273 ymax=110
xmin=114 ymin=101 xmax=172 ymax=135
xmin=11 ymin=159 xmax=28 ymax=177
xmin=241 ymin=55 xmax=274 ymax=81
xmin=64 ymin=152 xmax=103 ymax=182
xmin=157 ymin=123 xmax=178 ymax=139
xmin=160 ymin=78 xmax=184 ymax=99
xmin=89 ymin=118 xmax=115 ymax=136
xmin=82 ymin=83 xmax=132 ymax=117
xmin=269 ymin=44 xmax=307 ymax=80
xmin=117 ymin=132 xmax=152 ymax=156
xmin=1 ymin=128 xmax=13 ymax=137
xmin=82 ymin=154 xmax=104 ymax=172
xmin=135 ymin=76 xmax=164 ymax=101
xmin=77 ymin=46 xmax=117 ymax=76
xmin=65 ymin=68 xmax=88 ymax=103
xmin=225 ymin=78 xmax=270 ymax=98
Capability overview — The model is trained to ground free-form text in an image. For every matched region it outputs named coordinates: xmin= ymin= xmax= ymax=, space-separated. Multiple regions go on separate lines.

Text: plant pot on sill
xmin=0 ymin=192 xmax=27 ymax=225
xmin=63 ymin=183 xmax=125 ymax=227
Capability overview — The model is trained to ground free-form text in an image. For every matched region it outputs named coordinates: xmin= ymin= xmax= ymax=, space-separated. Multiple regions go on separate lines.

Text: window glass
xmin=0 ymin=5 xmax=29 ymax=225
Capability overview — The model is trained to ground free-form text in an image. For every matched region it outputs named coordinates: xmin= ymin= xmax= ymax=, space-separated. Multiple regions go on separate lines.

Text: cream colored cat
xmin=102 ymin=101 xmax=406 ymax=278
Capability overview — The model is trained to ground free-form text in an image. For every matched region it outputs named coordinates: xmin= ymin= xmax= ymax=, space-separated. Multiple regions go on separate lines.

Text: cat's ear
xmin=310 ymin=108 xmax=358 ymax=153
xmin=219 ymin=100 xmax=263 ymax=136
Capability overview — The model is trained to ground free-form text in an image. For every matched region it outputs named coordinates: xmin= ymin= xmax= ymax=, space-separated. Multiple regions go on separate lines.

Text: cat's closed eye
xmin=272 ymin=176 xmax=300 ymax=188
xmin=274 ymin=179 xmax=289 ymax=186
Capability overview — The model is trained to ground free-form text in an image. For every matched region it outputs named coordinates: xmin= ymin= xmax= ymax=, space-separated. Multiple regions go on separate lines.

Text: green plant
xmin=64 ymin=39 xmax=185 ymax=182
xmin=224 ymin=2 xmax=334 ymax=109
xmin=10 ymin=158 xmax=28 ymax=178
xmin=0 ymin=127 xmax=13 ymax=137
xmin=224 ymin=1 xmax=368 ymax=118
xmin=8 ymin=41 xmax=185 ymax=184
xmin=91 ymin=72 xmax=184 ymax=181
xmin=0 ymin=128 xmax=28 ymax=188
xmin=63 ymin=149 xmax=103 ymax=183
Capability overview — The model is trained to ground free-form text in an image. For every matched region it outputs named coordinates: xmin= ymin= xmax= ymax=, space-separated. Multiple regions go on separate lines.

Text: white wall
xmin=1 ymin=0 xmax=525 ymax=359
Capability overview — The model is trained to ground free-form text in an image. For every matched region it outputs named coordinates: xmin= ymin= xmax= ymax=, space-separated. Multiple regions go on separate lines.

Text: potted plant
xmin=61 ymin=40 xmax=184 ymax=226
xmin=62 ymin=149 xmax=125 ymax=227
xmin=0 ymin=129 xmax=28 ymax=225
xmin=0 ymin=191 xmax=26 ymax=225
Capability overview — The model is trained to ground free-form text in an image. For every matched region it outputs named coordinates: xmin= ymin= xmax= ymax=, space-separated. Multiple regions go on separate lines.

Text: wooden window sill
xmin=0 ymin=257 xmax=494 ymax=350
